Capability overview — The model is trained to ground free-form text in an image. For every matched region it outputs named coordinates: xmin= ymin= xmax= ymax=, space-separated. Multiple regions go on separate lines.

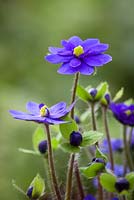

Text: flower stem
xmin=45 ymin=124 xmax=62 ymax=200
xmin=123 ymin=125 xmax=134 ymax=171
xmin=65 ymin=72 xmax=83 ymax=200
xmin=90 ymin=102 xmax=97 ymax=131
xmin=102 ymin=106 xmax=114 ymax=171
xmin=90 ymin=103 xmax=103 ymax=200
xmin=74 ymin=160 xmax=85 ymax=200
xmin=65 ymin=153 xmax=75 ymax=200
xmin=70 ymin=72 xmax=80 ymax=119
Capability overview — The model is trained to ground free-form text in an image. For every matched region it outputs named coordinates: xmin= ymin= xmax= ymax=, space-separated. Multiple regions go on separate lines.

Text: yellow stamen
xmin=125 ymin=110 xmax=131 ymax=116
xmin=40 ymin=105 xmax=48 ymax=117
xmin=73 ymin=45 xmax=84 ymax=57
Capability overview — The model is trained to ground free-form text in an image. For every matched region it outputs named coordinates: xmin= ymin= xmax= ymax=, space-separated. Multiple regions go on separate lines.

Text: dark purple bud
xmin=38 ymin=140 xmax=48 ymax=154
xmin=26 ymin=186 xmax=33 ymax=198
xmin=92 ymin=157 xmax=106 ymax=164
xmin=115 ymin=178 xmax=129 ymax=193
xmin=89 ymin=88 xmax=97 ymax=98
xmin=74 ymin=115 xmax=81 ymax=124
xmin=105 ymin=93 xmax=111 ymax=105
xmin=70 ymin=131 xmax=82 ymax=146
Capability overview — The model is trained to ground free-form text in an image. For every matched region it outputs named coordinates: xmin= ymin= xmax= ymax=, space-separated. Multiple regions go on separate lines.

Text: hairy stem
xmin=123 ymin=125 xmax=134 ymax=171
xmin=70 ymin=72 xmax=80 ymax=119
xmin=65 ymin=153 xmax=75 ymax=200
xmin=90 ymin=102 xmax=97 ymax=131
xmin=90 ymin=103 xmax=103 ymax=200
xmin=65 ymin=72 xmax=83 ymax=200
xmin=102 ymin=106 xmax=114 ymax=171
xmin=74 ymin=160 xmax=85 ymax=200
xmin=45 ymin=124 xmax=62 ymax=200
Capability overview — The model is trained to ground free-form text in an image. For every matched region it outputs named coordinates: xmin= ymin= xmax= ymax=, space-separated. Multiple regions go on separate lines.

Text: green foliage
xmin=30 ymin=174 xmax=45 ymax=199
xmin=126 ymin=172 xmax=134 ymax=190
xmin=59 ymin=116 xmax=78 ymax=139
xmin=100 ymin=173 xmax=117 ymax=192
xmin=51 ymin=137 xmax=59 ymax=150
xmin=95 ymin=82 xmax=108 ymax=101
xmin=19 ymin=148 xmax=40 ymax=155
xmin=76 ymin=84 xmax=92 ymax=102
xmin=32 ymin=127 xmax=46 ymax=152
xmin=60 ymin=143 xmax=80 ymax=153
xmin=113 ymin=87 xmax=124 ymax=102
xmin=95 ymin=146 xmax=108 ymax=161
xmin=80 ymin=131 xmax=103 ymax=147
xmin=81 ymin=162 xmax=105 ymax=178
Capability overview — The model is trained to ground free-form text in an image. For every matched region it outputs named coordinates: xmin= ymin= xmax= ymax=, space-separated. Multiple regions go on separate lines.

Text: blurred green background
xmin=0 ymin=0 xmax=134 ymax=199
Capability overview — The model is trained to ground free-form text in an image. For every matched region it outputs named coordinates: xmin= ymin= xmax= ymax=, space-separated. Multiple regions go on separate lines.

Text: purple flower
xmin=84 ymin=194 xmax=96 ymax=200
xmin=106 ymin=163 xmax=128 ymax=177
xmin=45 ymin=36 xmax=112 ymax=75
xmin=110 ymin=102 xmax=134 ymax=126
xmin=101 ymin=138 xmax=123 ymax=153
xmin=9 ymin=101 xmax=74 ymax=125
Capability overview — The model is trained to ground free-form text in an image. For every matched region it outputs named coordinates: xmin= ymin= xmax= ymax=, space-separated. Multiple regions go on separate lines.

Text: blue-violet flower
xmin=45 ymin=36 xmax=112 ymax=75
xmin=9 ymin=101 xmax=75 ymax=125
xmin=110 ymin=102 xmax=134 ymax=126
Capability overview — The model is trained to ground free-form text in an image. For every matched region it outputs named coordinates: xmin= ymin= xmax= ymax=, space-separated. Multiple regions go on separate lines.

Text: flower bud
xmin=89 ymin=88 xmax=97 ymax=98
xmin=38 ymin=140 xmax=48 ymax=154
xmin=74 ymin=115 xmax=81 ymax=124
xmin=115 ymin=178 xmax=129 ymax=193
xmin=70 ymin=131 xmax=82 ymax=146
xmin=26 ymin=186 xmax=33 ymax=199
xmin=92 ymin=157 xmax=106 ymax=165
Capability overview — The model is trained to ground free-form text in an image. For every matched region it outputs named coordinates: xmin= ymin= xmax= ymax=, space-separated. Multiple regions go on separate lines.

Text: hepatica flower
xmin=110 ymin=102 xmax=134 ymax=126
xmin=9 ymin=101 xmax=74 ymax=125
xmin=45 ymin=36 xmax=112 ymax=75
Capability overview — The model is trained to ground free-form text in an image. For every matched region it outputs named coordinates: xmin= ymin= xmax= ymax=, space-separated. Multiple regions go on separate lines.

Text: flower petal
xmin=84 ymin=54 xmax=112 ymax=67
xmin=68 ymin=36 xmax=83 ymax=46
xmin=48 ymin=47 xmax=64 ymax=54
xmin=82 ymin=39 xmax=100 ymax=51
xmin=78 ymin=62 xmax=95 ymax=75
xmin=45 ymin=54 xmax=72 ymax=64
xmin=57 ymin=63 xmax=78 ymax=75
xmin=9 ymin=110 xmax=42 ymax=122
xmin=26 ymin=102 xmax=40 ymax=115
xmin=44 ymin=117 xmax=69 ymax=124
xmin=88 ymin=44 xmax=109 ymax=55
xmin=69 ymin=58 xmax=81 ymax=67
xmin=49 ymin=102 xmax=67 ymax=114
xmin=61 ymin=40 xmax=75 ymax=50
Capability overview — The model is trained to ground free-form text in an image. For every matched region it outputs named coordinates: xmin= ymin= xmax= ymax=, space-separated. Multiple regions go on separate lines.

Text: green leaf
xmin=19 ymin=148 xmax=40 ymax=155
xmin=12 ymin=180 xmax=26 ymax=196
xmin=100 ymin=173 xmax=117 ymax=192
xmin=32 ymin=127 xmax=46 ymax=152
xmin=126 ymin=172 xmax=134 ymax=190
xmin=51 ymin=137 xmax=59 ymax=150
xmin=60 ymin=143 xmax=80 ymax=153
xmin=81 ymin=162 xmax=105 ymax=178
xmin=81 ymin=131 xmax=103 ymax=147
xmin=125 ymin=98 xmax=134 ymax=105
xmin=76 ymin=84 xmax=91 ymax=102
xmin=59 ymin=116 xmax=78 ymax=139
xmin=30 ymin=174 xmax=45 ymax=199
xmin=95 ymin=82 xmax=108 ymax=101
xmin=113 ymin=87 xmax=124 ymax=102
xmin=96 ymin=146 xmax=108 ymax=161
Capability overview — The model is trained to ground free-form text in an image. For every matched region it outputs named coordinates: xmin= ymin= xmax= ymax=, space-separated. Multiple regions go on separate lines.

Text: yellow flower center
xmin=40 ymin=105 xmax=48 ymax=117
xmin=73 ymin=45 xmax=84 ymax=57
xmin=125 ymin=110 xmax=132 ymax=116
